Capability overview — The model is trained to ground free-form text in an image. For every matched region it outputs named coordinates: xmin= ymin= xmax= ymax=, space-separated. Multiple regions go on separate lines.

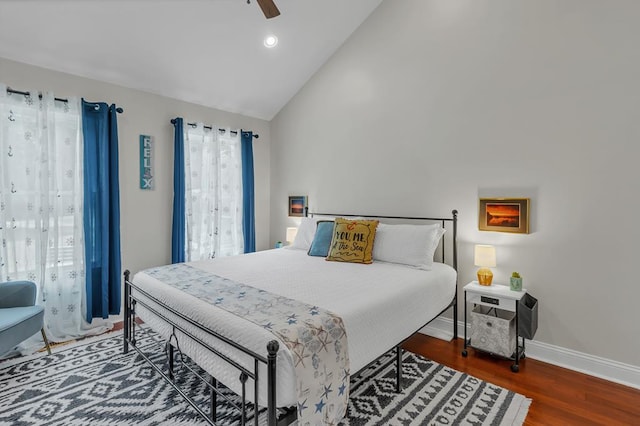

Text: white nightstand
xmin=462 ymin=281 xmax=527 ymax=372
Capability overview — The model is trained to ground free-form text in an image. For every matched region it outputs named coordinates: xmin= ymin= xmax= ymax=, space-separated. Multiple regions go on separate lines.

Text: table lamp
xmin=286 ymin=227 xmax=298 ymax=245
xmin=474 ymin=244 xmax=496 ymax=286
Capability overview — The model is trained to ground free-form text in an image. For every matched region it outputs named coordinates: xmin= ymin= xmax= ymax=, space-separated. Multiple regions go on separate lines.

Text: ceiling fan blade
xmin=256 ymin=0 xmax=280 ymax=19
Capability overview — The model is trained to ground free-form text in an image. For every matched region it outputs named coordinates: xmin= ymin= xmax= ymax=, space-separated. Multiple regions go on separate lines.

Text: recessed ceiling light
xmin=264 ymin=35 xmax=278 ymax=48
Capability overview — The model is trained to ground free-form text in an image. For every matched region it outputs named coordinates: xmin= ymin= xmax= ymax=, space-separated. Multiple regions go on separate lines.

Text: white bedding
xmin=132 ymin=248 xmax=456 ymax=407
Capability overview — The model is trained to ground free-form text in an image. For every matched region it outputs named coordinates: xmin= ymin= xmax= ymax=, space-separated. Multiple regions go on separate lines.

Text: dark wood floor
xmin=402 ymin=334 xmax=640 ymax=425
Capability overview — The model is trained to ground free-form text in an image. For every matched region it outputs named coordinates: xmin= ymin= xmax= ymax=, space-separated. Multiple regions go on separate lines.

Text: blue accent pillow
xmin=308 ymin=221 xmax=335 ymax=257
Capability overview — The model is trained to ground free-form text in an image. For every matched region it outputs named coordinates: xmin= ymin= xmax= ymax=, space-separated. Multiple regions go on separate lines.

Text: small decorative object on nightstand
xmin=510 ymin=272 xmax=523 ymax=291
xmin=474 ymin=244 xmax=496 ymax=285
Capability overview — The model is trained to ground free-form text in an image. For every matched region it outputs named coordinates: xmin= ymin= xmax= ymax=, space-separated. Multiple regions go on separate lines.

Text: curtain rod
xmin=171 ymin=118 xmax=259 ymax=139
xmin=188 ymin=121 xmax=260 ymax=139
xmin=7 ymin=87 xmax=68 ymax=103
xmin=5 ymin=87 xmax=124 ymax=113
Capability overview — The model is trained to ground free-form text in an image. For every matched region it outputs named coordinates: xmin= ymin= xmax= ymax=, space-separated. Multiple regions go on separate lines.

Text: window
xmin=183 ymin=124 xmax=244 ymax=260
xmin=1 ymin=88 xmax=87 ymax=340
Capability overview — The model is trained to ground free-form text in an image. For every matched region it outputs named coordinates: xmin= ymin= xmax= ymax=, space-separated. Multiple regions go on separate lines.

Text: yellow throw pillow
xmin=326 ymin=218 xmax=379 ymax=264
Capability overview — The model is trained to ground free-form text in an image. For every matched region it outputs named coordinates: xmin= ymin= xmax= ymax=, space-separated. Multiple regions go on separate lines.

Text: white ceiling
xmin=0 ymin=0 xmax=382 ymax=120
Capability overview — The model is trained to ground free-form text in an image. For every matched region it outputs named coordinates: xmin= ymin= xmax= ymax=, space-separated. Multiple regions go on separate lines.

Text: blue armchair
xmin=0 ymin=281 xmax=52 ymax=356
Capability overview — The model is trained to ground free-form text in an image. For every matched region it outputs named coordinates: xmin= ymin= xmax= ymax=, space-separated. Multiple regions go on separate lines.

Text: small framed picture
xmin=479 ymin=198 xmax=530 ymax=234
xmin=288 ymin=196 xmax=308 ymax=217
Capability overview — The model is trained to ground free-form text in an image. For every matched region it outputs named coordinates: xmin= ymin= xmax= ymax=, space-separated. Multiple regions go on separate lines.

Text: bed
xmin=123 ymin=210 xmax=458 ymax=425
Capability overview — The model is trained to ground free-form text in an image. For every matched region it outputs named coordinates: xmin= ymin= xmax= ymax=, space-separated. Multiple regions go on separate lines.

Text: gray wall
xmin=270 ymin=0 xmax=640 ymax=366
xmin=0 ymin=57 xmax=272 ymax=283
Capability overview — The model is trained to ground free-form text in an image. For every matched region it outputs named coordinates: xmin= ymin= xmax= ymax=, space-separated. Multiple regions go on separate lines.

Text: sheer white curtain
xmin=184 ymin=124 xmax=244 ymax=261
xmin=0 ymin=84 xmax=110 ymax=352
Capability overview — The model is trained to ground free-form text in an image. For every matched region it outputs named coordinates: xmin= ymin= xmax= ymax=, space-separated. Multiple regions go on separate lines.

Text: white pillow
xmin=287 ymin=217 xmax=318 ymax=251
xmin=372 ymin=223 xmax=446 ymax=270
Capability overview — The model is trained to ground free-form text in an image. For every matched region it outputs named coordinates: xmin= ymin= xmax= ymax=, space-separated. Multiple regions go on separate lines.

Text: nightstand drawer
xmin=467 ymin=292 xmax=517 ymax=311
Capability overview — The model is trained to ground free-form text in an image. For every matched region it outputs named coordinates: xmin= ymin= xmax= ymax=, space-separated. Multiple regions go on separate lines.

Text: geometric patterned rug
xmin=0 ymin=330 xmax=531 ymax=425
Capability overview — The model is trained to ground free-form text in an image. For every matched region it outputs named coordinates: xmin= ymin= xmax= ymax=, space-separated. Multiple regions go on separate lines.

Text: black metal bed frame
xmin=123 ymin=209 xmax=458 ymax=426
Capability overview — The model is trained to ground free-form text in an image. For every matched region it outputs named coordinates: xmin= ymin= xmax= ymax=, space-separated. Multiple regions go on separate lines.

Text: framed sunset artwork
xmin=479 ymin=198 xmax=530 ymax=234
xmin=288 ymin=196 xmax=308 ymax=217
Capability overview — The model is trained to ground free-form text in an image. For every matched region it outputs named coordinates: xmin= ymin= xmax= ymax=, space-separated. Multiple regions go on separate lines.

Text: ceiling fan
xmin=250 ymin=0 xmax=281 ymax=19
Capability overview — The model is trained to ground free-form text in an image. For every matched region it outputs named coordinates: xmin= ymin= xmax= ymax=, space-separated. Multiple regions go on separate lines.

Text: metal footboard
xmin=123 ymin=270 xmax=287 ymax=426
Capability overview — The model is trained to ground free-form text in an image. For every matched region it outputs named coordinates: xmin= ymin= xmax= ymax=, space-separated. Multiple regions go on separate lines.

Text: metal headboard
xmin=306 ymin=208 xmax=458 ymax=272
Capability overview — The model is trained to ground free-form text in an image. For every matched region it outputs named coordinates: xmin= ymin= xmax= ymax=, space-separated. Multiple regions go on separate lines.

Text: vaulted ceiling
xmin=0 ymin=0 xmax=382 ymax=120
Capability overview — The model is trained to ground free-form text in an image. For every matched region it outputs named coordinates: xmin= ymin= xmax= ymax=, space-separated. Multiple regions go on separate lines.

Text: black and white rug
xmin=0 ymin=330 xmax=530 ymax=425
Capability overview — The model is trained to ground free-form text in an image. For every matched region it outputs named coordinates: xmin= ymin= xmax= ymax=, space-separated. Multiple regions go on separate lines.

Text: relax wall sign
xmin=139 ymin=135 xmax=154 ymax=190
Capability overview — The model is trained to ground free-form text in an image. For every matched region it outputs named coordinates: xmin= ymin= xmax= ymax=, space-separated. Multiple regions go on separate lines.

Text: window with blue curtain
xmin=171 ymin=119 xmax=256 ymax=262
xmin=0 ymin=85 xmax=120 ymax=351
xmin=82 ymin=99 xmax=122 ymax=322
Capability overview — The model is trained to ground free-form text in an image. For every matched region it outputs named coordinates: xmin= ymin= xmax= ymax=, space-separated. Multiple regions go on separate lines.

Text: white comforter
xmin=132 ymin=248 xmax=456 ymax=407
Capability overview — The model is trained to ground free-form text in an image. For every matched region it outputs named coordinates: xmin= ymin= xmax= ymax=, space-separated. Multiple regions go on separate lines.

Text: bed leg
xmin=240 ymin=372 xmax=248 ymax=424
xmin=396 ymin=345 xmax=403 ymax=393
xmin=453 ymin=295 xmax=458 ymax=340
xmin=123 ymin=270 xmax=130 ymax=354
xmin=210 ymin=376 xmax=217 ymax=422
xmin=267 ymin=340 xmax=279 ymax=426
xmin=131 ymin=300 xmax=137 ymax=346
xmin=167 ymin=342 xmax=175 ymax=381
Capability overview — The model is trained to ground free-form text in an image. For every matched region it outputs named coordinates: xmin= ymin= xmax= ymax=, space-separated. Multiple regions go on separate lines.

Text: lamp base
xmin=477 ymin=268 xmax=493 ymax=286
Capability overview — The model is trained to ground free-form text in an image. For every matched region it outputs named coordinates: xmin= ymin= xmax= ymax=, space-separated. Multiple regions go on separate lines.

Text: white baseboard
xmin=420 ymin=316 xmax=640 ymax=390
